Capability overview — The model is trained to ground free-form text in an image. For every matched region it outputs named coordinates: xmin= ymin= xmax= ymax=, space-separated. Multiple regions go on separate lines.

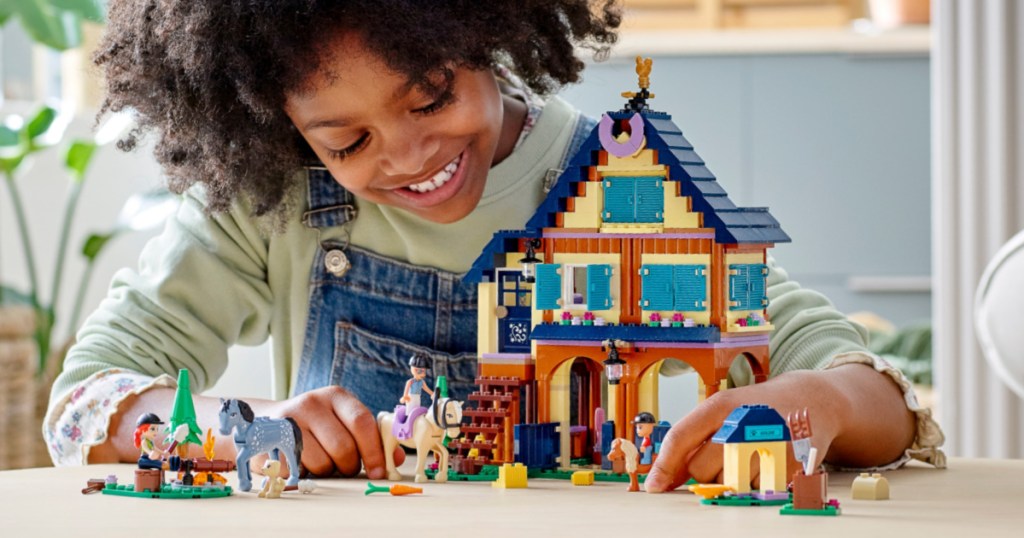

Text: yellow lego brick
xmin=492 ymin=463 xmax=528 ymax=489
xmin=851 ymin=472 xmax=890 ymax=500
xmin=599 ymin=224 xmax=664 ymax=234
xmin=571 ymin=470 xmax=595 ymax=486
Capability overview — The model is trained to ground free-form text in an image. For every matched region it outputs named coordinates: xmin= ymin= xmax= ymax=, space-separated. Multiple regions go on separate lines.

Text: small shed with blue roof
xmin=712 ymin=404 xmax=792 ymax=495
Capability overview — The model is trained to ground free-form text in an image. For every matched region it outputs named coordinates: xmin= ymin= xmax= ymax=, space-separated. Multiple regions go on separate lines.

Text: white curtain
xmin=933 ymin=0 xmax=1024 ymax=457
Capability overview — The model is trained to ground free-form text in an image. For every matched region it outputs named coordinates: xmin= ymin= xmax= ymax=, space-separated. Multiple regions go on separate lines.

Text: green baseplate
xmin=102 ymin=482 xmax=233 ymax=499
xmin=425 ymin=464 xmax=644 ymax=483
xmin=424 ymin=460 xmax=699 ymax=485
xmin=779 ymin=503 xmax=840 ymax=516
xmin=701 ymin=494 xmax=791 ymax=506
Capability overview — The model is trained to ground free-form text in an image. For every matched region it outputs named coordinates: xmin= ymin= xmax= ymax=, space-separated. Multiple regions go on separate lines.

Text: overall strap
xmin=543 ymin=113 xmax=599 ymax=193
xmin=302 ymin=166 xmax=358 ymax=229
xmin=302 ymin=165 xmax=359 ymax=276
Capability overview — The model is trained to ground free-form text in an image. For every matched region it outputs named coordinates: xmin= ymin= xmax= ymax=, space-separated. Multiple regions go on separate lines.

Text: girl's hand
xmin=644 ymin=370 xmax=840 ymax=493
xmin=258 ymin=386 xmax=404 ymax=479
xmin=644 ymin=363 xmax=915 ymax=493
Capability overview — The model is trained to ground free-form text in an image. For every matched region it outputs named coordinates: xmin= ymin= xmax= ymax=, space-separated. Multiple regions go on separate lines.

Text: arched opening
xmin=725 ymin=351 xmax=768 ymax=389
xmin=550 ymin=355 xmax=607 ymax=466
xmin=649 ymin=358 xmax=700 ymax=425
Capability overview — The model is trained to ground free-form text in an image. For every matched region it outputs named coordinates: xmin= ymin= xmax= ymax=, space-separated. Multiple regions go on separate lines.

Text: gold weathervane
xmin=621 ymin=56 xmax=654 ymax=100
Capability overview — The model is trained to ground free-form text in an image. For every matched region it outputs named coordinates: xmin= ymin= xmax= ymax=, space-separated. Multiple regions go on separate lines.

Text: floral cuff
xmin=43 ymin=368 xmax=176 ymax=466
xmin=825 ymin=351 xmax=947 ymax=470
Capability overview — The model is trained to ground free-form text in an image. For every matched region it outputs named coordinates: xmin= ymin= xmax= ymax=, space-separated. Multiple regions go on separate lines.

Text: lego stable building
xmin=458 ymin=60 xmax=790 ymax=473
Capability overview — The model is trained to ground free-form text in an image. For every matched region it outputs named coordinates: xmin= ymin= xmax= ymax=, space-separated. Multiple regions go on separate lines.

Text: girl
xmin=45 ymin=1 xmax=941 ymax=489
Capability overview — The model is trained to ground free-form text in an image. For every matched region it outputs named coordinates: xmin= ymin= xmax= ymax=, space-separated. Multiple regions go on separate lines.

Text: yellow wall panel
xmin=563 ymin=181 xmax=604 ymax=229
xmin=477 ymin=282 xmax=498 ymax=356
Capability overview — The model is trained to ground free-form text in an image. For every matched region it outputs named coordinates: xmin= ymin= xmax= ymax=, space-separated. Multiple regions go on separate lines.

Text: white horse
xmin=378 ymin=398 xmax=463 ymax=483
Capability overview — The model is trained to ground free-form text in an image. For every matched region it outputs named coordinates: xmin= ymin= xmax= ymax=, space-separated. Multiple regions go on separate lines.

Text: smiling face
xmin=285 ymin=33 xmax=520 ymax=224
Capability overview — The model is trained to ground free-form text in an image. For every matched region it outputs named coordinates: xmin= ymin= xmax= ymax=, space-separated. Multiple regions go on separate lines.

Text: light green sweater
xmin=49 ymin=96 xmax=871 ymax=416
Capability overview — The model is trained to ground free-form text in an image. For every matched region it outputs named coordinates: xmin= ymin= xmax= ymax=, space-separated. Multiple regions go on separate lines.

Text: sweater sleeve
xmin=44 ymin=188 xmax=273 ymax=464
xmin=746 ymin=255 xmax=872 ymax=381
xmin=663 ymin=256 xmax=946 ymax=468
xmin=659 ymin=255 xmax=870 ymax=380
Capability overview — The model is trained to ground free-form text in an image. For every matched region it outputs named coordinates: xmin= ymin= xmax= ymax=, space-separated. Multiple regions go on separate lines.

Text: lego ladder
xmin=450 ymin=376 xmax=523 ymax=473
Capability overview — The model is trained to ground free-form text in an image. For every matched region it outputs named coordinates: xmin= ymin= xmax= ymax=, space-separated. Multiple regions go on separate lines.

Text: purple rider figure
xmin=392 ymin=355 xmax=435 ymax=440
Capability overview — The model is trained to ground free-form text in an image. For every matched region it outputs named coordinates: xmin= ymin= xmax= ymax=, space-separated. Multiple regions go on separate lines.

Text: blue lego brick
xmin=717 ymin=209 xmax=782 ymax=228
xmin=645 ymin=117 xmax=682 ymax=135
xmin=678 ymin=164 xmax=716 ymax=181
xmin=651 ymin=131 xmax=694 ymax=151
xmin=651 ymin=422 xmax=671 ymax=454
xmin=528 ymin=323 xmax=720 ymax=344
xmin=728 ymin=227 xmax=792 ymax=244
xmin=702 ymin=196 xmax=738 ymax=212
xmin=639 ymin=110 xmax=670 ymax=120
xmin=682 ymin=179 xmax=728 ymax=197
xmin=600 ymin=421 xmax=615 ymax=470
xmin=711 ymin=405 xmax=791 ymax=444
xmin=515 ymin=422 xmax=560 ymax=470
xmin=568 ymin=135 xmax=602 ymax=167
xmin=463 ymin=230 xmax=539 ymax=283
xmin=667 ymin=148 xmax=704 ymax=165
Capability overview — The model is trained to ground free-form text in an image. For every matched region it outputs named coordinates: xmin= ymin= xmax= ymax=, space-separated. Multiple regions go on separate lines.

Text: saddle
xmin=392 ymin=405 xmax=428 ymax=440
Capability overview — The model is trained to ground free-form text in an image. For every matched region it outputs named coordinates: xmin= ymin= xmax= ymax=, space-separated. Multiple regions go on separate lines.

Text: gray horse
xmin=218 ymin=398 xmax=303 ymax=492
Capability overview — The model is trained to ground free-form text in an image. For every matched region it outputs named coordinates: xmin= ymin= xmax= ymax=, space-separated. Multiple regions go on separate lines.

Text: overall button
xmin=325 ymin=249 xmax=351 ymax=277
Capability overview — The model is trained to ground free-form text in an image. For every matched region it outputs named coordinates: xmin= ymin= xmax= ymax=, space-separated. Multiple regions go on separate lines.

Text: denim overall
xmin=293 ymin=114 xmax=597 ymax=416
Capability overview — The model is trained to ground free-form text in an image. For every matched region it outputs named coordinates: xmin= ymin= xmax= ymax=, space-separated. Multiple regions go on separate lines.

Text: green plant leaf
xmin=26 ymin=105 xmax=58 ymax=137
xmin=0 ymin=284 xmax=33 ymax=306
xmin=0 ymin=155 xmax=25 ymax=175
xmin=10 ymin=0 xmax=82 ymax=51
xmin=0 ymin=124 xmax=19 ymax=147
xmin=65 ymin=139 xmax=97 ymax=181
xmin=50 ymin=0 xmax=106 ymax=23
xmin=0 ymin=124 xmax=26 ymax=171
xmin=81 ymin=232 xmax=114 ymax=262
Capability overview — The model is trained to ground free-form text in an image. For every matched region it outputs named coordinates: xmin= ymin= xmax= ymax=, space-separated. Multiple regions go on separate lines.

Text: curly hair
xmin=95 ymin=1 xmax=621 ymax=217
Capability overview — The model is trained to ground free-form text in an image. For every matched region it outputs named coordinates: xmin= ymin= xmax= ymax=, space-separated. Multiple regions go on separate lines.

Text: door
xmin=497 ymin=270 xmax=533 ymax=353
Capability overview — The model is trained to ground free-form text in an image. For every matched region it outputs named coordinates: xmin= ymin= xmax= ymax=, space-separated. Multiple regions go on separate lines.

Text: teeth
xmin=407 ymin=155 xmax=461 ymax=193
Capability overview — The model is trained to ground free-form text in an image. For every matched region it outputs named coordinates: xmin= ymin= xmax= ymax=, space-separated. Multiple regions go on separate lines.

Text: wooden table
xmin=0 ymin=458 xmax=1019 ymax=537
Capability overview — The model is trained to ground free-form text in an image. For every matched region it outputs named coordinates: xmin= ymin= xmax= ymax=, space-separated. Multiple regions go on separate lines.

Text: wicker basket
xmin=0 ymin=305 xmax=39 ymax=470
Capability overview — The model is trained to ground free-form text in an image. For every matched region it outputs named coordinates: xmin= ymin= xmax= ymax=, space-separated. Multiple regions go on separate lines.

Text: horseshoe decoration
xmin=598 ymin=113 xmax=645 ymax=157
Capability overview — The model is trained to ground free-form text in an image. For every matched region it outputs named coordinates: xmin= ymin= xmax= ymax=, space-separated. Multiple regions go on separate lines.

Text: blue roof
xmin=711 ymin=405 xmax=791 ymax=444
xmin=463 ymin=109 xmax=789 ymax=283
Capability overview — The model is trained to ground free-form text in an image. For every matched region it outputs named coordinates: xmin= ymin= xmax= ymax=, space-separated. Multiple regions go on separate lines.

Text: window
xmin=603 ymin=176 xmax=664 ymax=224
xmin=640 ymin=264 xmax=707 ymax=311
xmin=728 ymin=263 xmax=768 ymax=311
xmin=535 ymin=263 xmax=614 ymax=311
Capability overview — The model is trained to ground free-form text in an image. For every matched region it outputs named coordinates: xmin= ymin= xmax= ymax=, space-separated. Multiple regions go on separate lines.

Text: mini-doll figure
xmin=633 ymin=412 xmax=657 ymax=467
xmin=134 ymin=412 xmax=168 ymax=470
xmin=390 ymin=355 xmax=435 ymax=440
xmin=400 ymin=354 xmax=435 ymax=413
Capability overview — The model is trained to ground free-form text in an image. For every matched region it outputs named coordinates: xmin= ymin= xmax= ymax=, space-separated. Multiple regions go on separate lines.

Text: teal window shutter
xmin=674 ymin=264 xmax=707 ymax=310
xmin=633 ymin=177 xmax=664 ymax=223
xmin=603 ymin=177 xmax=634 ymax=223
xmin=535 ymin=264 xmax=562 ymax=310
xmin=586 ymin=264 xmax=613 ymax=310
xmin=752 ymin=263 xmax=768 ymax=307
xmin=728 ymin=263 xmax=768 ymax=310
xmin=640 ymin=265 xmax=674 ymax=310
